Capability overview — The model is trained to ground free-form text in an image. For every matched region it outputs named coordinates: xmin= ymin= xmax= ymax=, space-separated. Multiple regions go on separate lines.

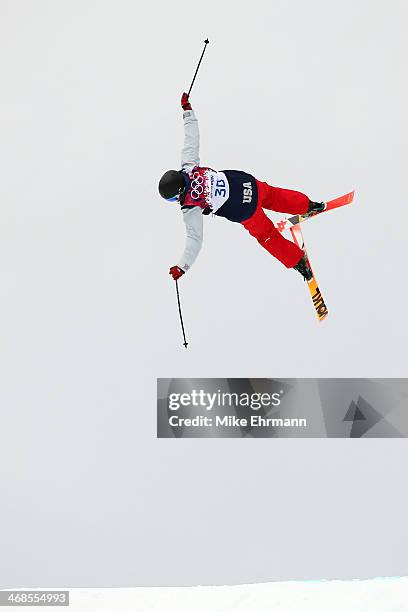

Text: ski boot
xmin=303 ymin=200 xmax=326 ymax=219
xmin=293 ymin=254 xmax=313 ymax=282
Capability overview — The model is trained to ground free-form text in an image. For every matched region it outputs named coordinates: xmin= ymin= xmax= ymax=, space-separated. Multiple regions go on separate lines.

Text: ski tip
xmin=308 ymin=278 xmax=329 ymax=321
xmin=345 ymin=190 xmax=355 ymax=205
xmin=326 ymin=190 xmax=355 ymax=210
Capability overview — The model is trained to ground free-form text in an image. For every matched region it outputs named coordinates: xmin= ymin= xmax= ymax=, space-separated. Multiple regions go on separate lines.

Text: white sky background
xmin=0 ymin=0 xmax=407 ymax=587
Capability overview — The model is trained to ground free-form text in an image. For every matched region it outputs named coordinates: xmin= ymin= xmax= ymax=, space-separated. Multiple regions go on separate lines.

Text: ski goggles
xmin=164 ymin=186 xmax=186 ymax=203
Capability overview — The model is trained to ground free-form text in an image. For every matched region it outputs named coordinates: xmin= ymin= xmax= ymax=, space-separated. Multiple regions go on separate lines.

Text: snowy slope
xmin=9 ymin=578 xmax=407 ymax=612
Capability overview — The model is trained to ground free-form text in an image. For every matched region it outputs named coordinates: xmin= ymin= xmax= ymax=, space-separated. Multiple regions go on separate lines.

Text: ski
xmin=276 ymin=190 xmax=354 ymax=233
xmin=290 ymin=225 xmax=328 ymax=322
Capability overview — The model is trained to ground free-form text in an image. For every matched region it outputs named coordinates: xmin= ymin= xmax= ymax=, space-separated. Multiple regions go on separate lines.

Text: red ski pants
xmin=241 ymin=180 xmax=310 ymax=268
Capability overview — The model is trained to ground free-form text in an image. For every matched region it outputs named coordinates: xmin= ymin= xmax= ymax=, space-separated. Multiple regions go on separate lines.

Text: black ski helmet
xmin=158 ymin=170 xmax=185 ymax=201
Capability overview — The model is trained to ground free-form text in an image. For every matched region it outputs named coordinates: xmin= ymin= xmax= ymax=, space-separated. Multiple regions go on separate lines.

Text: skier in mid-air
xmin=159 ymin=94 xmax=326 ymax=282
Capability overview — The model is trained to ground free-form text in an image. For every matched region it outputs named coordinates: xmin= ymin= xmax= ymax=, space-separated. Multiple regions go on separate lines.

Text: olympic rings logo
xmin=191 ymin=171 xmax=205 ymax=200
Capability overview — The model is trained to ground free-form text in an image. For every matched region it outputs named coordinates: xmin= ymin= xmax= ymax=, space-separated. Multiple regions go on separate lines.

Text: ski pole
xmin=187 ymin=38 xmax=210 ymax=98
xmin=175 ymin=279 xmax=189 ymax=348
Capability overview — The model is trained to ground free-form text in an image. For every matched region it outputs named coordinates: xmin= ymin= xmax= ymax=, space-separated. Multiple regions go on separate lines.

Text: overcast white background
xmin=0 ymin=0 xmax=407 ymax=587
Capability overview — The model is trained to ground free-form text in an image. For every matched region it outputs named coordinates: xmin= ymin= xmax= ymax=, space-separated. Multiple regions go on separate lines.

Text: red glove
xmin=169 ymin=266 xmax=185 ymax=281
xmin=181 ymin=92 xmax=192 ymax=111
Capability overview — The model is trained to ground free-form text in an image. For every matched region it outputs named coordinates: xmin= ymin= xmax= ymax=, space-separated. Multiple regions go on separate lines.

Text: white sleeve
xmin=181 ymin=110 xmax=200 ymax=172
xmin=177 ymin=206 xmax=203 ymax=272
